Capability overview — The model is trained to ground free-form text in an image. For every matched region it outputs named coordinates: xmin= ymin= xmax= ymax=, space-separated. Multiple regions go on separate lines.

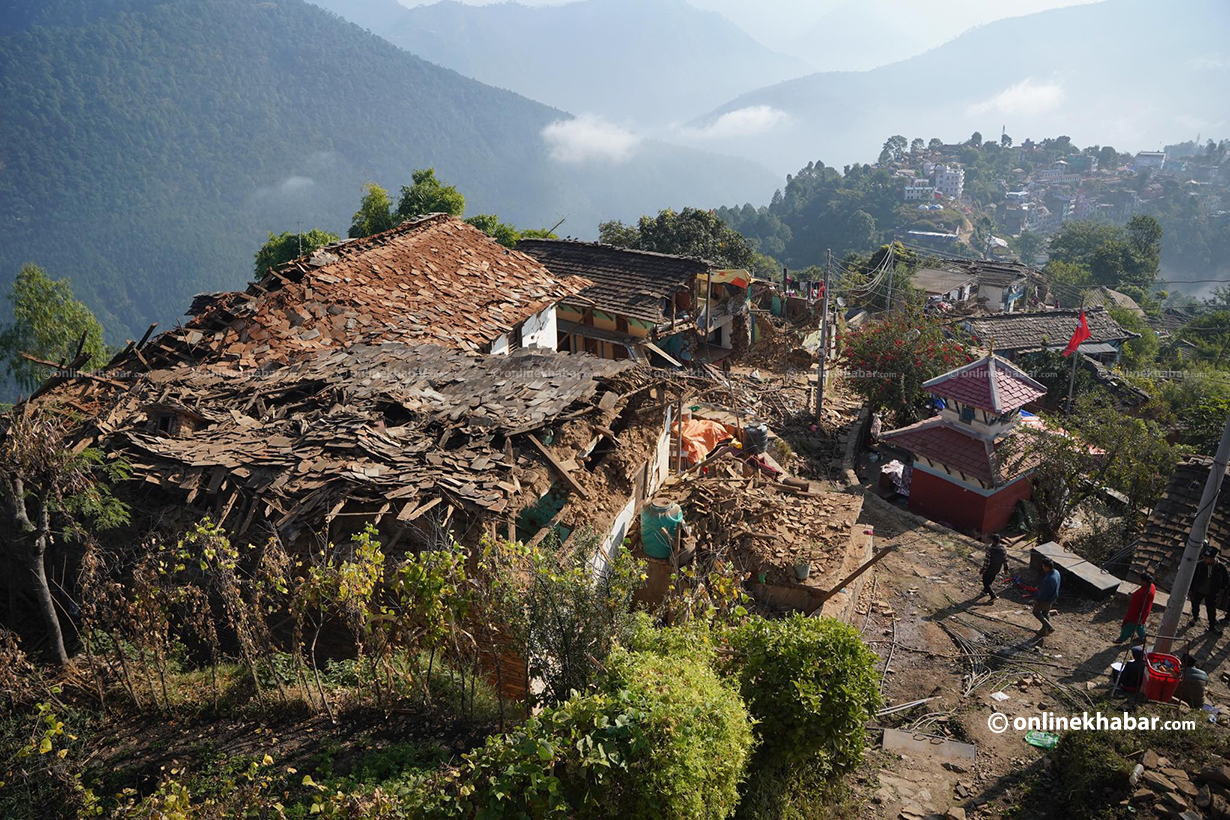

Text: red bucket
xmin=1142 ymin=652 xmax=1181 ymax=703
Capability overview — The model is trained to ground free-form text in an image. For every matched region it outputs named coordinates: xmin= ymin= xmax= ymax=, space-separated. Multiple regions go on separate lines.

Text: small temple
xmin=880 ymin=353 xmax=1046 ymax=534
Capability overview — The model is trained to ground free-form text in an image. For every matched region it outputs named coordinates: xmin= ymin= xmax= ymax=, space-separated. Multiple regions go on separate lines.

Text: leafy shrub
xmin=426 ymin=649 xmax=754 ymax=819
xmin=726 ymin=615 xmax=880 ymax=772
xmin=620 ymin=611 xmax=718 ymax=667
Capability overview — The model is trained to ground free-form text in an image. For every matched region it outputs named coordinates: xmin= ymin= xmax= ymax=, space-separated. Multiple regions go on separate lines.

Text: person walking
xmin=1033 ymin=558 xmax=1060 ymax=642
xmin=978 ymin=535 xmax=1009 ymax=601
xmin=1189 ymin=545 xmax=1229 ymax=631
xmin=1117 ymin=571 xmax=1155 ymax=643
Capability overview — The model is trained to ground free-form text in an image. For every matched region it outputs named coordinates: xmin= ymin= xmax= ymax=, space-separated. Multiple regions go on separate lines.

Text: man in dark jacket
xmin=1190 ymin=545 xmax=1229 ymax=631
xmin=978 ymin=535 xmax=1009 ymax=601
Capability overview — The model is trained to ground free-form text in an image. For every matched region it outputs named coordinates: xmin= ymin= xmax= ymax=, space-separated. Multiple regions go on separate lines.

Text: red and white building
xmin=880 ymin=354 xmax=1045 ymax=534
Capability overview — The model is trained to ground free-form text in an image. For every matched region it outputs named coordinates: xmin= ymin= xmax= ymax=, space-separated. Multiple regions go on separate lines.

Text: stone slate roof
xmin=157 ymin=215 xmax=591 ymax=371
xmin=941 ymin=259 xmax=1030 ymax=287
xmin=518 ymin=239 xmax=711 ymax=324
xmin=1130 ymin=457 xmax=1230 ymax=589
xmin=1151 ymin=306 xmax=1200 ymax=336
xmin=913 ymin=268 xmax=977 ymax=297
xmin=923 ymin=354 xmax=1046 ymax=414
xmin=1084 ymin=286 xmax=1145 ymax=317
xmin=880 ymin=418 xmax=1026 ymax=486
xmin=49 ymin=343 xmax=649 ymax=543
xmin=962 ymin=306 xmax=1136 ymax=353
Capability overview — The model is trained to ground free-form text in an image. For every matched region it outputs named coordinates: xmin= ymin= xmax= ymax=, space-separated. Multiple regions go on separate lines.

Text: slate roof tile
xmin=518 ymin=239 xmax=711 ymax=324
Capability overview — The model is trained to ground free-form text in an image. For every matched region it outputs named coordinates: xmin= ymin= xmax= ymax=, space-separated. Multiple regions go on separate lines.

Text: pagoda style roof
xmin=880 ymin=418 xmax=1032 ymax=487
xmin=922 ymin=353 xmax=1046 ymax=414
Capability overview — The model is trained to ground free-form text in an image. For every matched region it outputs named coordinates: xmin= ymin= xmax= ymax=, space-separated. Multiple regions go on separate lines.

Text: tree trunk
xmin=22 ymin=529 xmax=68 ymax=667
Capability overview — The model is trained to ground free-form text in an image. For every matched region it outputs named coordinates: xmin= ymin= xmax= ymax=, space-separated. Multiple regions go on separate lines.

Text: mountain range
xmin=0 ymin=0 xmax=777 ymax=344
xmin=686 ymin=0 xmax=1230 ymax=173
xmin=309 ymin=0 xmax=810 ymax=128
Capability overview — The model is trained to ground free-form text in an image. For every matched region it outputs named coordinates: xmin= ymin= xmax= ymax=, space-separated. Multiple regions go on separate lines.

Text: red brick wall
xmin=908 ymin=469 xmax=1032 ymax=534
xmin=980 ymin=475 xmax=1032 ymax=533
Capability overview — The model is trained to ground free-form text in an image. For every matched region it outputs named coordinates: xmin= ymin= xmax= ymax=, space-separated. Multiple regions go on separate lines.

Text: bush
xmin=726 ymin=615 xmax=880 ymax=772
xmin=428 ymin=649 xmax=754 ymax=819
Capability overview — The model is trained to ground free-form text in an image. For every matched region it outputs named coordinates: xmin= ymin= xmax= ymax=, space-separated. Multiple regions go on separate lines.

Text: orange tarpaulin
xmin=675 ymin=418 xmax=737 ymax=464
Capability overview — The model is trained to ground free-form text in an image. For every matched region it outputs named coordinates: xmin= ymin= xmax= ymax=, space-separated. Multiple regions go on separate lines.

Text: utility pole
xmin=884 ymin=260 xmax=894 ymax=315
xmin=1154 ymin=412 xmax=1230 ymax=655
xmin=816 ymin=249 xmax=833 ymax=421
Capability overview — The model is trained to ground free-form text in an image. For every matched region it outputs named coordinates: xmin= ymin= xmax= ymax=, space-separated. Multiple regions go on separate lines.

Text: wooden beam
xmin=806 ymin=546 xmax=897 ymax=615
xmin=526 ymin=433 xmax=588 ymax=498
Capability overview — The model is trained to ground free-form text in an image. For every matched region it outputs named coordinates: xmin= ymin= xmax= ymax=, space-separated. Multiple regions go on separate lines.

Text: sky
xmin=396 ymin=0 xmax=1101 ymax=64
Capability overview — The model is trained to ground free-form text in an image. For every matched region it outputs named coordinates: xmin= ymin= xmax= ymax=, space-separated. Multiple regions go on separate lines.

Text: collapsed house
xmin=26 ymin=216 xmax=678 ymax=572
xmin=517 ymin=239 xmax=751 ymax=365
xmin=1130 ymin=456 xmax=1230 ymax=590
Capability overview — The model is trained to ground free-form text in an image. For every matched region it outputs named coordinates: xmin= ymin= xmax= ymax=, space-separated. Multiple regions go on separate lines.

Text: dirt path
xmin=849 ymin=495 xmax=1229 ymax=819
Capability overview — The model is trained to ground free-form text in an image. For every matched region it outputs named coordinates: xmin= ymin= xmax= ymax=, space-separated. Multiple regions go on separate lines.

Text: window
xmin=959 ymin=404 xmax=975 ymax=424
xmin=156 ymin=414 xmax=175 ymax=434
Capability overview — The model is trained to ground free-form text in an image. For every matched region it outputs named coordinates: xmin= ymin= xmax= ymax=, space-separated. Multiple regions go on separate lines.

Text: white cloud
xmin=678 ymin=106 xmax=790 ymax=140
xmin=542 ymin=114 xmax=642 ymax=163
xmin=968 ymin=78 xmax=1065 ymax=117
xmin=254 ymin=175 xmax=315 ymax=199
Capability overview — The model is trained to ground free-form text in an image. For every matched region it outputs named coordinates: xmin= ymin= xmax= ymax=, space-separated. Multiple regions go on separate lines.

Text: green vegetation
xmin=254 ymin=229 xmax=340 ymax=278
xmin=0 ymin=0 xmax=776 ymax=354
xmin=838 ymin=310 xmax=973 ymax=424
xmin=1017 ymin=703 xmax=1230 ymax=820
xmin=0 ymin=264 xmax=108 ymax=392
xmin=600 ymin=207 xmax=772 ymax=274
xmin=427 ymin=649 xmax=754 ymax=819
xmin=726 ymin=615 xmax=880 ymax=771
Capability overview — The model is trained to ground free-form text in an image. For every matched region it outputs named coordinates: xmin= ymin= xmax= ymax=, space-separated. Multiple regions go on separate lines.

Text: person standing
xmin=1176 ymin=654 xmax=1209 ymax=709
xmin=978 ymin=535 xmax=1009 ymax=601
xmin=1190 ymin=546 xmax=1229 ymax=631
xmin=1034 ymin=558 xmax=1060 ymax=641
xmin=1117 ymin=571 xmax=1155 ymax=643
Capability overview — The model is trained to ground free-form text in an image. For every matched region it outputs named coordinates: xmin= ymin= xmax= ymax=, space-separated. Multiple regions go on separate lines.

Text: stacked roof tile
xmin=135 ymin=215 xmax=591 ymax=374
xmin=962 ymin=306 xmax=1136 ymax=353
xmin=518 ymin=239 xmax=710 ymax=324
xmin=81 ymin=343 xmax=648 ymax=541
xmin=1130 ymin=457 xmax=1230 ymax=588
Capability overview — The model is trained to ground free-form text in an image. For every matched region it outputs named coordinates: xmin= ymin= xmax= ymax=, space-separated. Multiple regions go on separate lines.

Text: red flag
xmin=1062 ymin=311 xmax=1091 ymax=357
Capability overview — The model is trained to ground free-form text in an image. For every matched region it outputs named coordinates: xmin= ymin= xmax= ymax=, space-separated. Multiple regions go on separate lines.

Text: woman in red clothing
xmin=1117 ymin=572 xmax=1155 ymax=643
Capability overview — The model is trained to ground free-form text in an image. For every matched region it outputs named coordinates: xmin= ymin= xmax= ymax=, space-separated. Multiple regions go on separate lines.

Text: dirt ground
xmin=849 ymin=495 xmax=1230 ymax=820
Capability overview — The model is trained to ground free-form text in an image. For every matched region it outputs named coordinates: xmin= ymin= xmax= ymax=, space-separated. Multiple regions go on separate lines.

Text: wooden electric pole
xmin=816 ymin=249 xmax=833 ymax=420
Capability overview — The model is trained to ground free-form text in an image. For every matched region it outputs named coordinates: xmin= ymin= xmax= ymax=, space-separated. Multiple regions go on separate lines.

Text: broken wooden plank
xmin=526 ymin=433 xmax=588 ymax=499
xmin=398 ymin=496 xmax=442 ymax=522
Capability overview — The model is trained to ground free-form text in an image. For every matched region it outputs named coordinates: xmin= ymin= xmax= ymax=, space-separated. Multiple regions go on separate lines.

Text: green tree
xmin=1012 ymin=230 xmax=1045 ymax=265
xmin=253 ymin=229 xmax=339 ymax=278
xmin=0 ymin=264 xmax=108 ymax=393
xmin=600 ymin=208 xmax=756 ymax=269
xmin=0 ymin=409 xmax=130 ymax=665
xmin=1001 ymin=393 xmax=1179 ymax=542
xmin=465 ymin=214 xmax=521 ymax=248
xmin=927 ymin=138 xmax=943 ymax=151
xmin=1048 ymin=221 xmax=1122 ymax=269
xmin=879 ymin=135 xmax=907 ymax=165
xmin=348 ymin=182 xmax=397 ymax=239
xmin=396 ymin=168 xmax=466 ymax=222
xmin=968 ymin=131 xmax=983 ymax=147
xmin=1108 ymin=308 xmax=1159 ymax=370
xmin=1001 ymin=133 xmax=1013 ymax=148
xmin=838 ymin=310 xmax=973 ymax=424
xmin=1097 ymin=145 xmax=1119 ymax=170
xmin=909 ymin=137 xmax=925 ymax=155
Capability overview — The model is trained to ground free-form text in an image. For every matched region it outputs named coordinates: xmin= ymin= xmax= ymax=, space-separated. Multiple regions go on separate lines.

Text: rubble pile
xmin=665 ymin=471 xmax=863 ymax=587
